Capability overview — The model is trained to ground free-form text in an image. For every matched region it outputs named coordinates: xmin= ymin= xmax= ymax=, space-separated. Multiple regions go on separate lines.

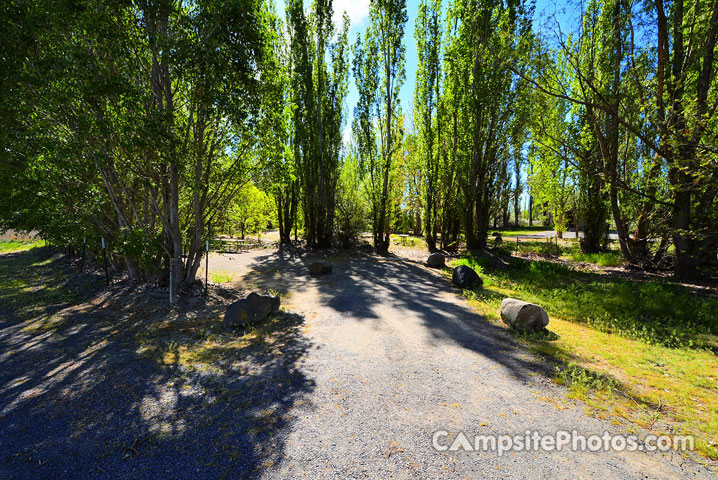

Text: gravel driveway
xmin=1 ymin=248 xmax=712 ymax=479
xmin=213 ymin=249 xmax=713 ymax=479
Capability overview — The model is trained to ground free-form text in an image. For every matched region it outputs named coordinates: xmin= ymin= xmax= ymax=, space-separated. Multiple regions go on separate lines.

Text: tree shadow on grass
xmin=465 ymin=252 xmax=718 ymax=349
xmin=0 ymin=248 xmax=314 ymax=479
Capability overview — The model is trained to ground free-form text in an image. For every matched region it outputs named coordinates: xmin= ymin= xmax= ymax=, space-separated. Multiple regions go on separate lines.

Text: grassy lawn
xmin=566 ymin=249 xmax=624 ymax=266
xmin=451 ymin=254 xmax=718 ymax=459
xmin=0 ymin=239 xmax=44 ymax=254
xmin=494 ymin=237 xmax=625 ymax=267
xmin=0 ymin=241 xmax=76 ymax=323
xmin=210 ymin=270 xmax=236 ymax=284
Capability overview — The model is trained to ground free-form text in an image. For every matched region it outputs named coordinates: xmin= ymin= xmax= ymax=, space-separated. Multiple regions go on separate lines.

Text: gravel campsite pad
xmin=0 ymin=248 xmax=714 ymax=479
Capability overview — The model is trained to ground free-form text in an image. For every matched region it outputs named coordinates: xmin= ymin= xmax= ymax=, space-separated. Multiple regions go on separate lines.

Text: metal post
xmin=80 ymin=237 xmax=86 ymax=272
xmin=516 ymin=236 xmax=519 ymax=254
xmin=169 ymin=257 xmax=178 ymax=305
xmin=204 ymin=240 xmax=209 ymax=296
xmin=101 ymin=237 xmax=110 ymax=286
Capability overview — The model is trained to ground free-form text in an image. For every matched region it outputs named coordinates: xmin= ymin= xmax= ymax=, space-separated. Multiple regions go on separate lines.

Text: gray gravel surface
xmin=0 ymin=248 xmax=714 ymax=479
xmin=219 ymin=250 xmax=714 ymax=479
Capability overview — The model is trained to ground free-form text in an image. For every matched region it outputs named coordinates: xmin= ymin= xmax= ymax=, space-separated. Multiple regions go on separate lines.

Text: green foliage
xmin=353 ymin=0 xmax=408 ymax=253
xmin=228 ymin=184 xmax=274 ymax=238
xmin=0 ymin=0 xmax=273 ymax=282
xmin=287 ymin=0 xmax=350 ymax=248
xmin=335 ymin=154 xmax=370 ymax=247
xmin=527 ymin=89 xmax=575 ymax=236
xmin=414 ymin=0 xmax=442 ymax=249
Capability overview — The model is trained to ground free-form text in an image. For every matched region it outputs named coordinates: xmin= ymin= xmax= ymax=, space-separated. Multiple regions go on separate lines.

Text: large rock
xmin=452 ymin=265 xmax=482 ymax=289
xmin=309 ymin=260 xmax=332 ymax=275
xmin=500 ymin=298 xmax=549 ymax=332
xmin=224 ymin=292 xmax=280 ymax=328
xmin=426 ymin=252 xmax=445 ymax=268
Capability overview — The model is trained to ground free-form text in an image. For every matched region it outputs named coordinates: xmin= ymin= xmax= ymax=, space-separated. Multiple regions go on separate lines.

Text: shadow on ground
xmin=241 ymin=248 xmax=560 ymax=384
xmin=0 ymin=248 xmax=314 ymax=479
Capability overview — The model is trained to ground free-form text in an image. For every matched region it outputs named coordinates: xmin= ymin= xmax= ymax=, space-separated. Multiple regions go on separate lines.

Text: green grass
xmin=389 ymin=234 xmax=425 ymax=248
xmin=210 ymin=270 xmax=235 ymax=284
xmin=495 ymin=238 xmax=625 ymax=267
xmin=0 ymin=239 xmax=43 ymax=253
xmin=452 ymin=253 xmax=718 ymax=459
xmin=569 ymin=250 xmax=624 ymax=266
xmin=456 ymin=254 xmax=716 ymax=347
xmin=0 ymin=245 xmax=76 ymax=326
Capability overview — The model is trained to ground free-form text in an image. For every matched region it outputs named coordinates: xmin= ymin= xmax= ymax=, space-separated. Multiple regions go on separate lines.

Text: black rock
xmin=426 ymin=252 xmax=445 ymax=268
xmin=452 ymin=265 xmax=482 ymax=289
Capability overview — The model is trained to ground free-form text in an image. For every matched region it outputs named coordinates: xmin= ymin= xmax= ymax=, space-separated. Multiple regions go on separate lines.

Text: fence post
xmin=101 ymin=237 xmax=110 ymax=286
xmin=80 ymin=237 xmax=86 ymax=272
xmin=169 ymin=257 xmax=179 ymax=305
xmin=204 ymin=240 xmax=209 ymax=296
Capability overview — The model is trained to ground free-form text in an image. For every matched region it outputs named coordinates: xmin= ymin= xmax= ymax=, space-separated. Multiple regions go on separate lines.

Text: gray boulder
xmin=309 ymin=261 xmax=332 ymax=275
xmin=224 ymin=292 xmax=280 ymax=328
xmin=452 ymin=265 xmax=482 ymax=289
xmin=500 ymin=298 xmax=549 ymax=332
xmin=426 ymin=252 xmax=445 ymax=268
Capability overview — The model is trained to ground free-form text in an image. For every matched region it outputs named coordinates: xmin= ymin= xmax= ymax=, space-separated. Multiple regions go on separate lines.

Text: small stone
xmin=452 ymin=265 xmax=482 ymax=289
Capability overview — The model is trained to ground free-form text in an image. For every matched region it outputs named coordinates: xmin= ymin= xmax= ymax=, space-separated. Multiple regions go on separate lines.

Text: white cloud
xmin=343 ymin=124 xmax=353 ymax=144
xmin=332 ymin=0 xmax=370 ymax=27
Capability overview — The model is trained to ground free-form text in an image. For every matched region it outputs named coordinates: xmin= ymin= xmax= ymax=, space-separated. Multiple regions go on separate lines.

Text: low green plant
xmin=211 ymin=271 xmax=234 ymax=284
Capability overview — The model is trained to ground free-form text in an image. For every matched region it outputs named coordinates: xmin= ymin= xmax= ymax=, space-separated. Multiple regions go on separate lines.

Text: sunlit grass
xmin=455 ymin=255 xmax=716 ymax=347
xmin=567 ymin=250 xmax=624 ymax=266
xmin=210 ymin=270 xmax=235 ymax=284
xmin=0 ymin=239 xmax=43 ymax=254
xmin=451 ymin=255 xmax=718 ymax=459
xmin=496 ymin=237 xmax=625 ymax=266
